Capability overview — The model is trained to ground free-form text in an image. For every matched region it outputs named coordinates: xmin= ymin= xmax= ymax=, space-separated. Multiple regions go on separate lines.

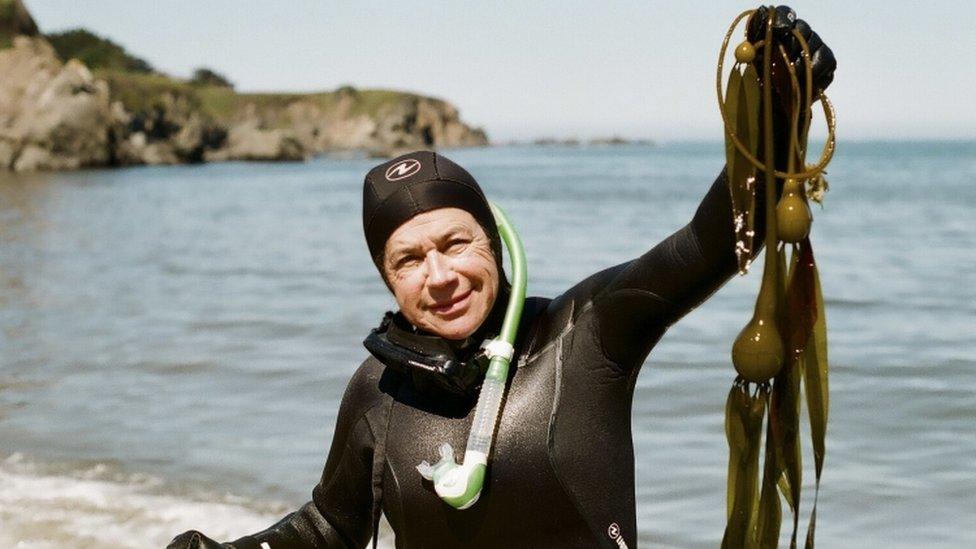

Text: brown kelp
xmin=716 ymin=7 xmax=836 ymax=548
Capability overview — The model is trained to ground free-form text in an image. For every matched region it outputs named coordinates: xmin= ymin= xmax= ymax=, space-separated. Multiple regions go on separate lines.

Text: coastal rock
xmin=223 ymin=92 xmax=487 ymax=158
xmin=204 ymin=111 xmax=306 ymax=162
xmin=0 ymin=36 xmax=113 ymax=171
xmin=0 ymin=140 xmax=14 ymax=166
xmin=115 ymin=98 xmax=225 ymax=165
xmin=0 ymin=0 xmax=487 ymax=171
xmin=367 ymin=97 xmax=487 ymax=155
xmin=285 ymin=96 xmax=378 ymax=152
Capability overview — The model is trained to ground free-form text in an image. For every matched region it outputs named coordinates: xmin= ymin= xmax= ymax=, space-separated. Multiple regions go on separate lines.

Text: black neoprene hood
xmin=362 ymin=151 xmax=501 ymax=271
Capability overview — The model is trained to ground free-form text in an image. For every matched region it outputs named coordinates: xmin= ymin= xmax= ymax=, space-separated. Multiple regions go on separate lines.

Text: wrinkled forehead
xmin=384 ymin=208 xmax=483 ymax=253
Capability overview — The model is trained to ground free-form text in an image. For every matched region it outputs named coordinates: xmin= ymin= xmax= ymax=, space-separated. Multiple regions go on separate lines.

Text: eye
xmin=445 ymin=238 xmax=469 ymax=254
xmin=394 ymin=255 xmax=421 ymax=270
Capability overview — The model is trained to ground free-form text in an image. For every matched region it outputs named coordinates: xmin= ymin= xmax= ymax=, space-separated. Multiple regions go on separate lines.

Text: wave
xmin=0 ymin=453 xmax=395 ymax=548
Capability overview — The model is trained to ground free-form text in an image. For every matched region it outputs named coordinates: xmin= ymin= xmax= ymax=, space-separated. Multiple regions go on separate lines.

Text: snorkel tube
xmin=416 ymin=201 xmax=527 ymax=510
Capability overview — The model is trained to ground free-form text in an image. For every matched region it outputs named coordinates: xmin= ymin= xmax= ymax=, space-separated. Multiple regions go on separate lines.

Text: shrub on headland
xmin=45 ymin=28 xmax=153 ymax=73
xmin=191 ymin=67 xmax=234 ymax=89
xmin=0 ymin=0 xmax=38 ymax=48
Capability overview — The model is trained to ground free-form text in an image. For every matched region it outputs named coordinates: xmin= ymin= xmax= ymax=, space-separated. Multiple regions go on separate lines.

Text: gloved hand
xmin=746 ymin=5 xmax=836 ymax=95
xmin=166 ymin=530 xmax=230 ymax=549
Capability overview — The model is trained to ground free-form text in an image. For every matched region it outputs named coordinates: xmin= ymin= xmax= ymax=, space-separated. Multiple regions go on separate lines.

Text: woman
xmin=170 ymin=6 xmax=835 ymax=548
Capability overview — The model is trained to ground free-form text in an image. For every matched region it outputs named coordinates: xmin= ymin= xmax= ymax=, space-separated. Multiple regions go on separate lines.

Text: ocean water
xmin=1 ymin=141 xmax=974 ymax=548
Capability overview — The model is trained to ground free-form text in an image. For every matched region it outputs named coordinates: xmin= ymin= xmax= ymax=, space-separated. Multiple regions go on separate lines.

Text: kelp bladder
xmin=716 ymin=7 xmax=835 ymax=548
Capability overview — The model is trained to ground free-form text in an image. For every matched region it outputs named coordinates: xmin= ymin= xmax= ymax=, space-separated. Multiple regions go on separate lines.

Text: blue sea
xmin=1 ymin=141 xmax=974 ymax=548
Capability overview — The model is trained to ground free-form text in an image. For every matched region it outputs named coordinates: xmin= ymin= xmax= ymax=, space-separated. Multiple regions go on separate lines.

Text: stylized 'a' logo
xmin=385 ymin=159 xmax=422 ymax=181
xmin=607 ymin=523 xmax=629 ymax=549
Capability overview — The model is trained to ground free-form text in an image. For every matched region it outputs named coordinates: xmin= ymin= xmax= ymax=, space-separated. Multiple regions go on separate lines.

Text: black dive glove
xmin=166 ymin=530 xmax=230 ymax=549
xmin=746 ymin=5 xmax=836 ymax=95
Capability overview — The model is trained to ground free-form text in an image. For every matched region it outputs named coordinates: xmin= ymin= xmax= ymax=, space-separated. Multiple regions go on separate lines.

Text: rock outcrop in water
xmin=0 ymin=0 xmax=487 ymax=171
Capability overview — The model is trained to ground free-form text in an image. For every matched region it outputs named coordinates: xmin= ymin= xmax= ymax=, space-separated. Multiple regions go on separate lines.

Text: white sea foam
xmin=0 ymin=454 xmax=284 ymax=548
xmin=0 ymin=454 xmax=396 ymax=548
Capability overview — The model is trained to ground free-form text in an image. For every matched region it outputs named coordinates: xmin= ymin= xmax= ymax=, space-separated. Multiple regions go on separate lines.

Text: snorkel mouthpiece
xmin=416 ymin=444 xmax=487 ymax=509
xmin=416 ymin=202 xmax=527 ymax=510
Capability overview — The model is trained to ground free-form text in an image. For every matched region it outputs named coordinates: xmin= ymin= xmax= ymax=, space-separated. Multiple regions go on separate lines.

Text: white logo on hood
xmin=385 ymin=159 xmax=422 ymax=181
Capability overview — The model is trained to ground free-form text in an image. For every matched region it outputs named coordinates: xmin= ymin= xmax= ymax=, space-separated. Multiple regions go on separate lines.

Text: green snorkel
xmin=416 ymin=201 xmax=527 ymax=510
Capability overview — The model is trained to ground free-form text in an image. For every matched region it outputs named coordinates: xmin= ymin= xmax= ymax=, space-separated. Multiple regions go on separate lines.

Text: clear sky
xmin=25 ymin=1 xmax=976 ymax=141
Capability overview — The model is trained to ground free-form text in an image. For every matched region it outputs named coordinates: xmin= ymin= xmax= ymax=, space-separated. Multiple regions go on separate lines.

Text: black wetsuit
xmin=224 ymin=169 xmax=761 ymax=549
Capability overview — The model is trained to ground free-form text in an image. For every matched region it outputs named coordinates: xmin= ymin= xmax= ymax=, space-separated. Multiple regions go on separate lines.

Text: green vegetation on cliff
xmin=190 ymin=67 xmax=233 ymax=88
xmin=46 ymin=28 xmax=153 ymax=73
xmin=96 ymin=67 xmax=427 ymax=125
xmin=194 ymin=86 xmax=427 ymax=121
xmin=0 ymin=0 xmax=38 ymax=48
xmin=35 ymin=24 xmax=428 ymax=123
xmin=3 ymin=0 xmax=441 ymax=125
xmin=95 ymin=69 xmax=200 ymax=113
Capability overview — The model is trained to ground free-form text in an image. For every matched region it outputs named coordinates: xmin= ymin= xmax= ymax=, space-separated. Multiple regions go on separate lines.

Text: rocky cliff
xmin=0 ymin=35 xmax=115 ymax=170
xmin=0 ymin=0 xmax=487 ymax=171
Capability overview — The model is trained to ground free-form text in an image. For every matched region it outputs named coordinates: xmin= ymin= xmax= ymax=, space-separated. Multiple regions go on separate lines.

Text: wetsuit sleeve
xmin=229 ymin=363 xmax=386 ymax=549
xmin=587 ymin=168 xmax=767 ymax=368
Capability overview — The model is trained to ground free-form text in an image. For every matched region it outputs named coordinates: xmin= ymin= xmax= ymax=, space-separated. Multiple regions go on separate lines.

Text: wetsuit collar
xmin=363 ymin=287 xmax=509 ymax=398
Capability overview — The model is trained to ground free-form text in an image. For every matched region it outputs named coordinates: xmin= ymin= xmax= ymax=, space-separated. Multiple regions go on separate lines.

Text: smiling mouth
xmin=429 ymin=290 xmax=472 ymax=315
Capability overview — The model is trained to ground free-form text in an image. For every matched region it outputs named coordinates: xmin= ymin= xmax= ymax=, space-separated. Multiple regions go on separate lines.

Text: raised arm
xmin=583 ymin=6 xmax=835 ymax=369
xmin=168 ymin=360 xmax=391 ymax=549
xmin=584 ymin=169 xmax=746 ymax=368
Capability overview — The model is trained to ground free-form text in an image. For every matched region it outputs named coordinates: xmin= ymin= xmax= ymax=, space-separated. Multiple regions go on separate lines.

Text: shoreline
xmin=0 ymin=452 xmax=396 ymax=548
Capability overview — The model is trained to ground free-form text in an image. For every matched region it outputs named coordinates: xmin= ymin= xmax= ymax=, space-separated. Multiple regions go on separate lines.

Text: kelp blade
xmin=740 ymin=65 xmax=760 ymax=266
xmin=785 ymin=242 xmax=818 ymax=362
xmin=802 ymin=240 xmax=828 ymax=471
xmin=770 ymin=244 xmax=794 ymax=513
xmin=773 ymin=244 xmax=813 ymax=547
xmin=722 ymin=384 xmax=765 ymax=549
xmin=772 ymin=355 xmax=802 ymax=547
xmin=741 ymin=65 xmax=761 ymax=152
xmin=756 ymin=415 xmax=783 ymax=548
xmin=725 ymin=383 xmax=746 ymax=519
xmin=725 ymin=68 xmax=742 ymax=183
xmin=725 ymin=66 xmax=760 ymax=274
xmin=802 ymin=241 xmax=829 ymax=548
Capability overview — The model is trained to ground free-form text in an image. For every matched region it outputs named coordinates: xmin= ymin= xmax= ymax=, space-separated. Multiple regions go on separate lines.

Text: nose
xmin=425 ymin=251 xmax=458 ymax=289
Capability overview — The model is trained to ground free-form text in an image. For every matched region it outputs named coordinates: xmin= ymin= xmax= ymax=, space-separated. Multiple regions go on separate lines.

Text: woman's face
xmin=383 ymin=208 xmax=499 ymax=340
